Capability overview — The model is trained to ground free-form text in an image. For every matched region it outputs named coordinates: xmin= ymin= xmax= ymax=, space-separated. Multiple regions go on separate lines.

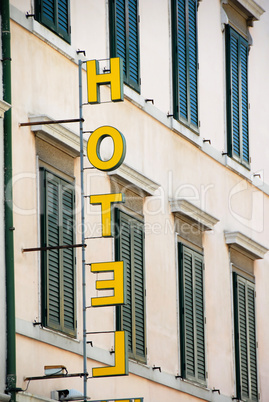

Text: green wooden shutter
xmin=177 ymin=0 xmax=188 ymax=120
xmin=62 ymin=183 xmax=76 ymax=331
xmin=58 ymin=0 xmax=69 ymax=36
xmin=188 ymin=0 xmax=198 ymax=127
xmin=35 ymin=0 xmax=70 ymax=43
xmin=240 ymin=40 xmax=249 ymax=163
xmin=233 ymin=273 xmax=258 ymax=401
xmin=40 ymin=169 xmax=76 ymax=337
xmin=128 ymin=0 xmax=139 ymax=88
xmin=47 ymin=176 xmax=61 ymax=327
xmin=178 ymin=244 xmax=206 ymax=384
xmin=117 ymin=212 xmax=133 ymax=353
xmin=226 ymin=26 xmax=249 ymax=164
xmin=115 ymin=209 xmax=146 ymax=362
xmin=172 ymin=0 xmax=198 ymax=127
xmin=115 ymin=0 xmax=127 ymax=75
xmin=133 ymin=222 xmax=145 ymax=358
xmin=110 ymin=0 xmax=140 ymax=92
xmin=43 ymin=0 xmax=55 ymax=23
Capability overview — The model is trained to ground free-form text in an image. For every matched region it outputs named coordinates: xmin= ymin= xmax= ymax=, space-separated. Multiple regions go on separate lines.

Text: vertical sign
xmin=86 ymin=58 xmax=128 ymax=377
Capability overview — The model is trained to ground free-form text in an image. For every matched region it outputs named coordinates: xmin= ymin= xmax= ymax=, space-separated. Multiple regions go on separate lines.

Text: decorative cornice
xmin=225 ymin=231 xmax=268 ymax=260
xmin=222 ymin=0 xmax=265 ymax=21
xmin=169 ymin=199 xmax=219 ymax=231
xmin=29 ymin=115 xmax=83 ymax=157
xmin=108 ymin=163 xmax=160 ymax=196
xmin=0 ymin=100 xmax=11 ymax=118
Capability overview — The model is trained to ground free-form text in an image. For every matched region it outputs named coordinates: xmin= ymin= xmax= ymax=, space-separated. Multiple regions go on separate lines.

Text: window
xmin=34 ymin=0 xmax=70 ymax=43
xmin=172 ymin=0 xmax=198 ymax=128
xmin=40 ymin=168 xmax=76 ymax=337
xmin=226 ymin=26 xmax=249 ymax=165
xmin=178 ymin=243 xmax=206 ymax=385
xmin=225 ymin=231 xmax=264 ymax=401
xmin=109 ymin=0 xmax=140 ymax=92
xmin=233 ymin=273 xmax=258 ymax=401
xmin=115 ymin=209 xmax=146 ymax=363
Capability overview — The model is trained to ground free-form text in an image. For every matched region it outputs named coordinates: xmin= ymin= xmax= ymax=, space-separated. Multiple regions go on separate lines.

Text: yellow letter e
xmin=91 ymin=261 xmax=125 ymax=307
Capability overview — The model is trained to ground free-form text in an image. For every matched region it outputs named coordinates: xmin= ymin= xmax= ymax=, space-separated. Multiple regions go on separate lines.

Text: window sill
xmin=224 ymin=155 xmax=251 ymax=179
xmin=124 ymin=85 xmax=203 ymax=149
xmin=10 ymin=5 xmax=78 ymax=63
xmin=16 ymin=318 xmax=80 ymax=350
xmin=17 ymin=318 xmax=231 ymax=401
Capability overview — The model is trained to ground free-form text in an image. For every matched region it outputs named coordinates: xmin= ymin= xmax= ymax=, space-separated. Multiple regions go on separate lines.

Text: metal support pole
xmin=78 ymin=59 xmax=87 ymax=401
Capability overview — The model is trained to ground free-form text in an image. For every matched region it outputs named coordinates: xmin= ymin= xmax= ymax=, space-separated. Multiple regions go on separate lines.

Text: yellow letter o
xmin=87 ymin=126 xmax=126 ymax=172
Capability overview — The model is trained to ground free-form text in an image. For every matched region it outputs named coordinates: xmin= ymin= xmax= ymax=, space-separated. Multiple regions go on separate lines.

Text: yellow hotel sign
xmin=86 ymin=58 xmax=128 ymax=378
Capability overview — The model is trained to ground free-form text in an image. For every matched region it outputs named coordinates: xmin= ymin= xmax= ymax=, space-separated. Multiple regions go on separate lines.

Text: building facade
xmin=4 ymin=0 xmax=269 ymax=402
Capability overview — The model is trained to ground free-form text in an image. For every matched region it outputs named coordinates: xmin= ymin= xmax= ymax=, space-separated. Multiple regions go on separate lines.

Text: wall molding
xmin=108 ymin=163 xmax=160 ymax=196
xmin=28 ymin=115 xmax=84 ymax=157
xmin=0 ymin=100 xmax=11 ymax=118
xmin=170 ymin=199 xmax=219 ymax=231
xmin=225 ymin=231 xmax=268 ymax=260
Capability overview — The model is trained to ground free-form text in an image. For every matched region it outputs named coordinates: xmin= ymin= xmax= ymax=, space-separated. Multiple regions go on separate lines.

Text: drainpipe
xmin=1 ymin=1 xmax=16 ymax=400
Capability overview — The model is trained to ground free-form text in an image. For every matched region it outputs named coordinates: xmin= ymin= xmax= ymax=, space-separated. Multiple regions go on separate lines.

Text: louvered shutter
xmin=115 ymin=210 xmax=146 ymax=362
xmin=110 ymin=0 xmax=140 ymax=91
xmin=179 ymin=244 xmax=206 ymax=384
xmin=233 ymin=274 xmax=258 ymax=401
xmin=172 ymin=0 xmax=198 ymax=127
xmin=117 ymin=213 xmax=133 ymax=353
xmin=58 ymin=0 xmax=69 ymax=36
xmin=35 ymin=0 xmax=70 ymax=43
xmin=133 ymin=222 xmax=145 ymax=358
xmin=47 ymin=176 xmax=61 ymax=327
xmin=177 ymin=0 xmax=188 ymax=120
xmin=188 ymin=0 xmax=198 ymax=127
xmin=115 ymin=0 xmax=127 ymax=75
xmin=227 ymin=26 xmax=249 ymax=164
xmin=43 ymin=0 xmax=55 ymax=23
xmin=194 ymin=255 xmax=206 ymax=381
xmin=231 ymin=32 xmax=240 ymax=157
xmin=62 ymin=183 xmax=75 ymax=331
xmin=240 ymin=41 xmax=249 ymax=163
xmin=41 ymin=169 xmax=76 ymax=337
xmin=128 ymin=0 xmax=139 ymax=87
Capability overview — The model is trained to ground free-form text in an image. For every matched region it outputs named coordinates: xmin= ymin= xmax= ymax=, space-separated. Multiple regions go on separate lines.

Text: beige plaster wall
xmin=9 ymin=0 xmax=269 ymax=401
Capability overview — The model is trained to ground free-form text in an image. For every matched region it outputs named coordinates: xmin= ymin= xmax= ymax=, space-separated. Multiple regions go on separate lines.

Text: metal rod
xmin=89 ymin=399 xmax=143 ymax=402
xmin=22 ymin=244 xmax=86 ymax=253
xmin=86 ymin=331 xmax=115 ymax=335
xmin=84 ymin=236 xmax=113 ymax=240
xmin=24 ymin=372 xmax=87 ymax=381
xmin=79 ymin=59 xmax=88 ymax=402
xmin=19 ymin=118 xmax=84 ymax=127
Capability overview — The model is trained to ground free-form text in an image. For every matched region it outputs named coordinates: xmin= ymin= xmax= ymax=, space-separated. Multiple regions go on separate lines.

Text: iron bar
xmin=19 ymin=118 xmax=84 ymax=127
xmin=85 ymin=236 xmax=113 ymax=240
xmin=86 ymin=331 xmax=115 ymax=335
xmin=24 ymin=372 xmax=87 ymax=381
xmin=22 ymin=244 xmax=86 ymax=253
